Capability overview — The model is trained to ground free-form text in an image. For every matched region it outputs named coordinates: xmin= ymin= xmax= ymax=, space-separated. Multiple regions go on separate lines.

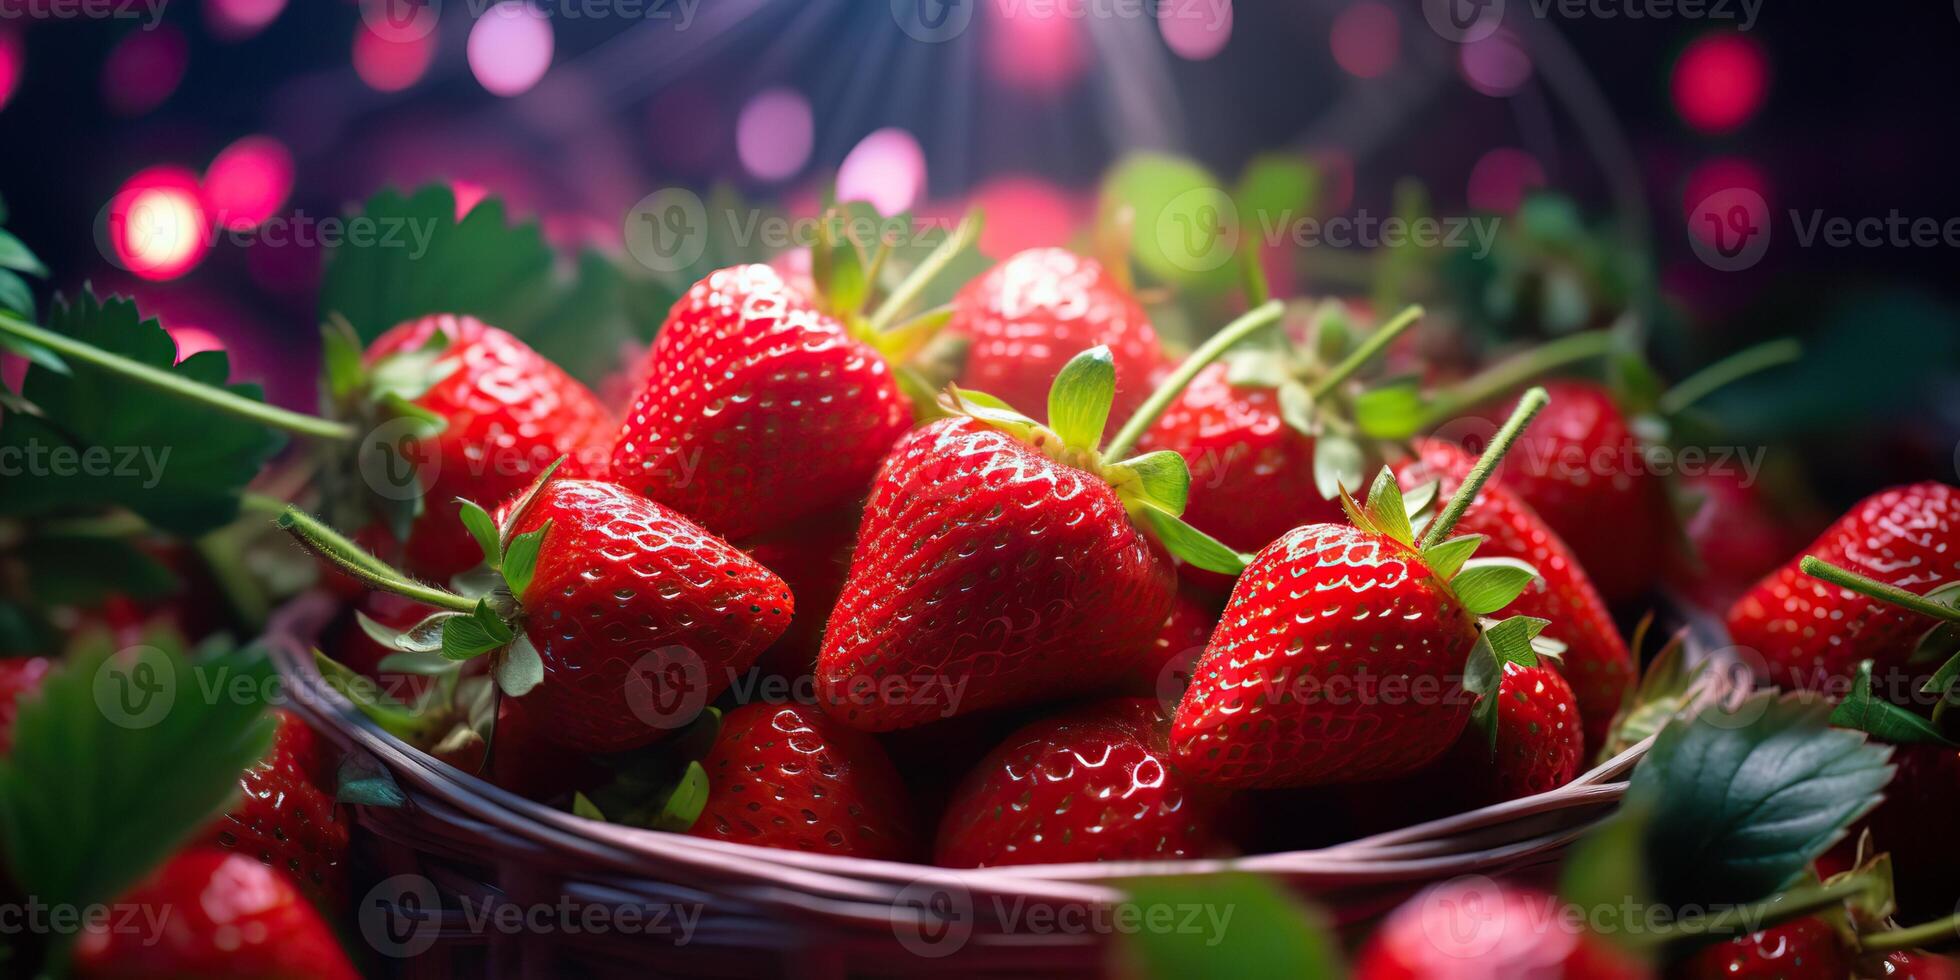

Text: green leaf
xmin=441 ymin=602 xmax=513 ymax=661
xmin=336 ymin=755 xmax=408 ymax=808
xmin=457 ymin=499 xmax=501 ymax=569
xmin=1419 ymin=534 xmax=1485 ymax=581
xmin=1221 ymin=349 xmax=1292 ymax=389
xmin=1558 ymin=801 xmax=1655 ymax=952
xmin=1629 ymin=693 xmax=1895 ymax=908
xmin=1831 ymin=660 xmax=1957 ymax=746
xmin=1099 ymin=153 xmax=1239 ymax=293
xmin=1107 ymin=451 xmax=1190 ymax=517
xmin=1451 ymin=557 xmax=1540 ymax=616
xmin=494 ymin=633 xmax=544 ymax=697
xmin=1275 ymin=381 xmax=1317 ymax=441
xmin=1116 ymin=874 xmax=1341 ymax=980
xmin=1353 ymin=381 xmax=1428 ymax=440
xmin=1401 ymin=479 xmax=1439 ymax=524
xmin=571 ymin=792 xmax=607 ymax=821
xmin=319 ymin=318 xmax=366 ymax=401
xmin=1047 ymin=346 xmax=1117 ymax=453
xmin=358 ymin=609 xmax=455 ymax=655
xmin=1483 ymin=616 xmax=1548 ymax=668
xmin=0 ymin=229 xmax=48 ymax=278
xmin=501 ymin=521 xmax=549 ymax=598
xmin=943 ymin=385 xmax=1044 ymax=442
xmin=1362 ymin=467 xmax=1413 ymax=547
xmin=13 ymin=535 xmax=175 ymax=607
xmin=1466 ymin=616 xmax=1549 ymax=749
xmin=1922 ymin=650 xmax=1960 ymax=726
xmin=1909 ymin=583 xmax=1960 ymax=665
xmin=0 ymin=642 xmax=278 ymax=921
xmin=814 ymin=211 xmax=871 ymax=316
xmin=0 ymin=270 xmax=37 ymax=321
xmin=494 ymin=455 xmax=566 ymax=547
xmin=312 ymin=650 xmax=431 ymax=741
xmin=1311 ymin=434 xmax=1363 ymax=502
xmin=1137 ymin=508 xmax=1249 ymax=575
xmin=651 ymin=760 xmax=710 ymax=832
xmin=0 ymin=292 xmax=287 ymax=534
xmin=374 ymin=651 xmax=460 ymax=676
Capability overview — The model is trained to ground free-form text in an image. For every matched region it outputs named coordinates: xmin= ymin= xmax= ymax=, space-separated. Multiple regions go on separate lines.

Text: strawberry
xmin=934 ymin=698 xmax=1224 ymax=868
xmin=0 ymin=656 xmax=52 ymax=754
xmin=72 ymin=848 xmax=359 ymax=980
xmin=1727 ymin=482 xmax=1959 ymax=691
xmin=740 ymin=504 xmax=862 ymax=679
xmin=610 ymin=264 xmax=910 ymax=541
xmin=689 ymin=701 xmax=916 ymax=860
xmin=1828 ymin=742 xmax=1960 ymax=923
xmin=1353 ymin=878 xmax=1650 ymax=979
xmin=1675 ymin=916 xmax=1851 ymax=980
xmin=1493 ymin=379 xmax=1674 ymax=604
xmin=1669 ymin=470 xmax=1821 ymax=612
xmin=1397 ymin=437 xmax=1634 ymax=752
xmin=818 ymin=309 xmax=1285 ymax=730
xmin=1171 ymin=392 xmax=1556 ymax=788
xmin=203 ymin=710 xmax=349 ymax=910
xmin=1122 ymin=582 xmax=1223 ymax=698
xmin=1872 ymin=951 xmax=1960 ymax=979
xmin=947 ymin=248 xmax=1169 ymax=428
xmin=345 ymin=313 xmax=617 ymax=582
xmin=487 ymin=692 xmax=606 ymax=801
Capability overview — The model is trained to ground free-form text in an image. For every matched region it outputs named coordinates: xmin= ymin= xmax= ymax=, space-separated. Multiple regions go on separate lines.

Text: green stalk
xmin=1307 ymin=304 xmax=1424 ymax=400
xmin=1630 ymin=874 xmax=1876 ymax=949
xmin=866 ymin=212 xmax=983 ymax=334
xmin=276 ymin=506 xmax=477 ymax=614
xmin=1420 ymin=386 xmax=1549 ymax=548
xmin=1657 ymin=338 xmax=1802 ymax=416
xmin=1861 ymin=912 xmax=1960 ymax=955
xmin=1801 ymin=557 xmax=1960 ymax=623
xmin=1422 ymin=329 xmax=1616 ymax=425
xmin=0 ymin=312 xmax=356 ymax=442
xmin=1104 ymin=300 xmax=1287 ymax=461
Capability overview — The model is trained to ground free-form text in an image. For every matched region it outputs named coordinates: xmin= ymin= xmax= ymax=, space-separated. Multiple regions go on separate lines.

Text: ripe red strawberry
xmin=1827 ymin=742 xmax=1960 ymax=922
xmin=689 ymin=701 xmax=916 ymax=860
xmin=947 ymin=248 xmax=1168 ymax=426
xmin=1122 ymin=583 xmax=1223 ymax=697
xmin=487 ymin=692 xmax=606 ymax=801
xmin=1397 ymin=437 xmax=1634 ymax=751
xmin=203 ymin=710 xmax=349 ymax=910
xmin=501 ymin=478 xmax=793 ymax=753
xmin=0 ymin=656 xmax=52 ymax=755
xmin=934 ymin=699 xmax=1224 ymax=867
xmin=1669 ymin=470 xmax=1821 ymax=612
xmin=610 ymin=264 xmax=910 ymax=541
xmin=1727 ymin=482 xmax=1959 ymax=691
xmin=741 ymin=504 xmax=862 ymax=679
xmin=1675 ymin=916 xmax=1851 ymax=980
xmin=362 ymin=313 xmax=616 ymax=581
xmin=1872 ymin=951 xmax=1960 ymax=979
xmin=1172 ymin=394 xmax=1555 ymax=788
xmin=1353 ymin=878 xmax=1650 ymax=979
xmin=71 ymin=848 xmax=359 ymax=980
xmin=1450 ymin=659 xmax=1584 ymax=804
xmin=1493 ymin=379 xmax=1674 ymax=604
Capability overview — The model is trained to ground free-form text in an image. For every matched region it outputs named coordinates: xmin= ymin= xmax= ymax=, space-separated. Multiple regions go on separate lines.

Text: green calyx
xmin=572 ymin=706 xmax=723 ymax=833
xmin=942 ymin=299 xmax=1286 ymax=576
xmin=1801 ymin=556 xmax=1960 ymax=734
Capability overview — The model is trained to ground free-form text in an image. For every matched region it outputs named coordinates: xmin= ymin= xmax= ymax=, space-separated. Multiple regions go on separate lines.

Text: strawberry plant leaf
xmin=1452 ymin=557 xmax=1540 ymax=616
xmin=1311 ymin=433 xmax=1363 ymax=501
xmin=440 ymin=602 xmax=512 ymax=661
xmin=1353 ymin=380 xmax=1427 ymax=440
xmin=1362 ymin=467 xmax=1413 ymax=546
xmin=651 ymin=760 xmax=710 ymax=832
xmin=1116 ymin=874 xmax=1342 ymax=980
xmin=12 ymin=535 xmax=175 ymax=608
xmin=456 ymin=499 xmax=501 ymax=570
xmin=1136 ymin=507 xmax=1249 ymax=575
xmin=1922 ymin=649 xmax=1960 ymax=726
xmin=1467 ymin=616 xmax=1548 ymax=749
xmin=1047 ymin=346 xmax=1117 ymax=453
xmin=493 ymin=634 xmax=544 ymax=698
xmin=1276 ymin=381 xmax=1316 ymax=440
xmin=0 ymin=291 xmax=287 ymax=534
xmin=374 ymin=651 xmax=459 ymax=676
xmin=1909 ymin=583 xmax=1960 ymax=665
xmin=359 ymin=609 xmax=455 ymax=655
xmin=336 ymin=755 xmax=407 ymax=808
xmin=1600 ymin=628 xmax=1703 ymax=761
xmin=320 ymin=318 xmax=366 ymax=401
xmin=1107 ymin=451 xmax=1190 ymax=517
xmin=0 ymin=637 xmax=278 ymax=921
xmin=0 ymin=313 xmax=66 ymax=372
xmin=312 ymin=650 xmax=431 ymax=742
xmin=501 ymin=521 xmax=549 ymax=598
xmin=1419 ymin=534 xmax=1485 ymax=581
xmin=0 ymin=230 xmax=47 ymax=278
xmin=1401 ymin=479 xmax=1439 ymax=524
xmin=1223 ymin=349 xmax=1292 ymax=389
xmin=571 ymin=792 xmax=607 ymax=821
xmin=1628 ymin=693 xmax=1894 ymax=908
xmin=1831 ymin=660 xmax=1956 ymax=746
xmin=1558 ymin=800 xmax=1654 ymax=950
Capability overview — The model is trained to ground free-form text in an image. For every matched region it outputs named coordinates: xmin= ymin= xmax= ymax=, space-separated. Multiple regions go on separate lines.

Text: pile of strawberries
xmin=4 ymin=199 xmax=1959 ymax=977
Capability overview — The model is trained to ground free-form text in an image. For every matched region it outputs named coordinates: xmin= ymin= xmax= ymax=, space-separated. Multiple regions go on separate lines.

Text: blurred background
xmin=1 ymin=0 xmax=1956 ymax=509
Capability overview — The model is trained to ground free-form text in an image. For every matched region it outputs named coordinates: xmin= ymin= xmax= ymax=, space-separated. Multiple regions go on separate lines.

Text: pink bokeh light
xmin=1161 ymin=0 xmax=1233 ymax=60
xmin=203 ymin=136 xmax=293 ymax=231
xmin=0 ymin=29 xmax=21 ymax=112
xmin=1682 ymin=156 xmax=1770 ymax=247
xmin=101 ymin=25 xmax=188 ymax=117
xmin=1466 ymin=148 xmax=1546 ymax=213
xmin=1330 ymin=2 xmax=1399 ymax=80
xmin=1459 ymin=30 xmax=1533 ymax=97
xmin=984 ymin=5 xmax=1086 ymax=94
xmin=968 ymin=177 xmax=1081 ymax=259
xmin=354 ymin=22 xmax=435 ymax=92
xmin=1673 ymin=33 xmax=1767 ymax=133
xmin=468 ymin=2 xmax=554 ymax=98
xmin=104 ymin=166 xmax=210 ymax=282
xmin=204 ymin=0 xmax=286 ymax=41
xmin=837 ymin=129 xmax=927 ymax=216
xmin=736 ymin=88 xmax=814 ymax=182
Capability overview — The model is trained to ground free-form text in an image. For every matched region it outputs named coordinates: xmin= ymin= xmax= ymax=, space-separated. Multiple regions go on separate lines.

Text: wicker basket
xmin=265 ymin=592 xmax=1731 ymax=978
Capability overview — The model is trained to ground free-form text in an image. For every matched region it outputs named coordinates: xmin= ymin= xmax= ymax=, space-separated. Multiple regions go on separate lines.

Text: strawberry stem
xmin=1306 ymin=304 xmax=1423 ymax=400
xmin=865 ymin=212 xmax=982 ymax=335
xmin=1657 ymin=338 xmax=1803 ymax=416
xmin=1630 ymin=873 xmax=1878 ymax=949
xmin=1104 ymin=299 xmax=1287 ymax=461
xmin=0 ymin=311 xmax=358 ymax=442
xmin=276 ymin=506 xmax=479 ymax=614
xmin=1800 ymin=557 xmax=1960 ymax=623
xmin=1419 ymin=386 xmax=1549 ymax=549
xmin=1859 ymin=911 xmax=1960 ymax=954
xmin=1422 ymin=329 xmax=1615 ymax=426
